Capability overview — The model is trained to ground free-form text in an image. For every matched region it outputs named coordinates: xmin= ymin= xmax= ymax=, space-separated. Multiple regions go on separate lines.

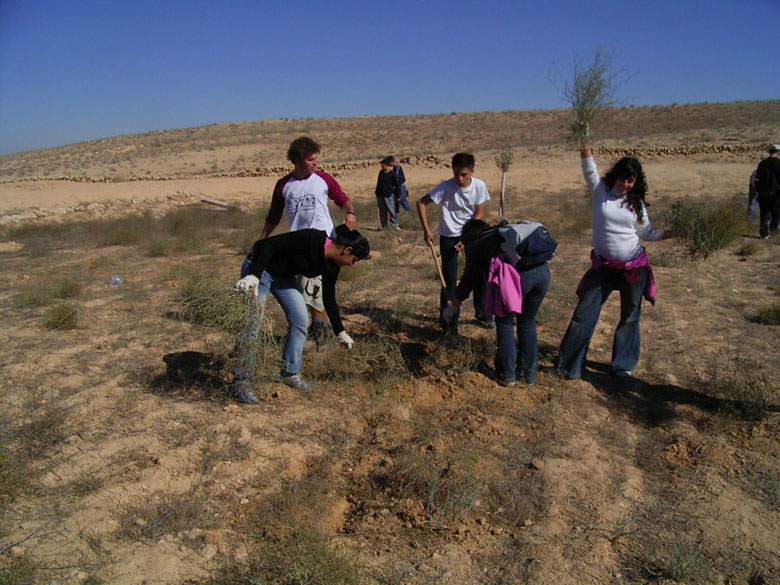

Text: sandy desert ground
xmin=1 ymin=102 xmax=779 ymax=585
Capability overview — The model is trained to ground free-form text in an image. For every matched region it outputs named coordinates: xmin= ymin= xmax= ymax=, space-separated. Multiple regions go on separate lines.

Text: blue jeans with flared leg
xmin=494 ymin=263 xmax=551 ymax=383
xmin=231 ymin=259 xmax=310 ymax=383
xmin=556 ymin=266 xmax=648 ymax=378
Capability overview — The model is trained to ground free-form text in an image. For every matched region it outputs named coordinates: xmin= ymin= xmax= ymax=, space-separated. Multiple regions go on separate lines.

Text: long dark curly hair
xmin=604 ymin=157 xmax=649 ymax=221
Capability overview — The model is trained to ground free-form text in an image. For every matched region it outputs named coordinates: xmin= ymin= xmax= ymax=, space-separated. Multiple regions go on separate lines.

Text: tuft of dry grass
xmin=198 ymin=527 xmax=369 ymax=585
xmin=43 ymin=301 xmax=80 ymax=330
xmin=117 ymin=491 xmax=217 ymax=541
xmin=756 ymin=302 xmax=780 ymax=326
xmin=0 ymin=557 xmax=38 ymax=585
xmin=642 ymin=535 xmax=715 ymax=585
xmin=701 ymin=358 xmax=779 ymax=421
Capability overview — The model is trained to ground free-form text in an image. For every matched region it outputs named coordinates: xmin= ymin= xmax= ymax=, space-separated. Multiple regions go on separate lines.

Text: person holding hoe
xmin=416 ymin=152 xmax=491 ymax=333
xmin=556 ymin=134 xmax=673 ymax=380
xmin=229 ymin=225 xmax=370 ymax=404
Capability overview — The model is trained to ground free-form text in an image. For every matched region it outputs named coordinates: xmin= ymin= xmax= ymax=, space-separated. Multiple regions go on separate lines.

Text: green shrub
xmin=43 ymin=301 xmax=80 ymax=330
xmin=662 ymin=198 xmax=747 ymax=258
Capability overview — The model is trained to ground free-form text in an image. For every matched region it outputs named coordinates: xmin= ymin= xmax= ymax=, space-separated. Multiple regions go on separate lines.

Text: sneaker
xmin=497 ymin=377 xmax=516 ymax=388
xmin=230 ymin=380 xmax=259 ymax=404
xmin=282 ymin=373 xmax=312 ymax=393
xmin=392 ymin=225 xmax=402 ymax=231
xmin=613 ymin=369 xmax=632 ymax=378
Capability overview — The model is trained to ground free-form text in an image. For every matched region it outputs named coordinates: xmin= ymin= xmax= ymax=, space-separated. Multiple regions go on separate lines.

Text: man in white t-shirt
xmin=417 ymin=152 xmax=491 ymax=332
xmin=256 ymin=136 xmax=357 ymax=343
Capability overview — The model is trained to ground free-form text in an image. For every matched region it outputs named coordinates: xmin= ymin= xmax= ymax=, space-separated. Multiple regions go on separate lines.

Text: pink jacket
xmin=577 ymin=248 xmax=657 ymax=305
xmin=484 ymin=254 xmax=524 ymax=317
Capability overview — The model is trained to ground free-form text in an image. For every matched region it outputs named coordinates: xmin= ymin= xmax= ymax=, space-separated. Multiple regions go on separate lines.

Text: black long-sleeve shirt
xmin=756 ymin=156 xmax=780 ymax=197
xmin=375 ymin=169 xmax=401 ymax=198
xmin=455 ymin=231 xmax=503 ymax=303
xmin=247 ymin=229 xmax=345 ymax=334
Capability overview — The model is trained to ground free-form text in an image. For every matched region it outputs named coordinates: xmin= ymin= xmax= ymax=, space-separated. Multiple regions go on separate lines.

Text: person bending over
xmin=230 ymin=225 xmax=370 ymax=404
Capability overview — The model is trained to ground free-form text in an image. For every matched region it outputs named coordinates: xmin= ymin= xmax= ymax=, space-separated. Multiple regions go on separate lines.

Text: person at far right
xmin=555 ymin=140 xmax=674 ymax=380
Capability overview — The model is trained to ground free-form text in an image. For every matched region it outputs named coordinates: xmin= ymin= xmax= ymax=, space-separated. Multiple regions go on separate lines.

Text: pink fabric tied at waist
xmin=577 ymin=248 xmax=657 ymax=305
xmin=485 ymin=254 xmax=524 ymax=317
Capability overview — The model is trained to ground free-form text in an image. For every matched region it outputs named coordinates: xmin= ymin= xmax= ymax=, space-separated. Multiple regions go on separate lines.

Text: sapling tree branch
xmin=552 ymin=47 xmax=633 ymax=145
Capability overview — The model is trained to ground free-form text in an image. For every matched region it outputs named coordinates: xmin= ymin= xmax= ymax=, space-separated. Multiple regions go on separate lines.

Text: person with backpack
xmin=555 ymin=141 xmax=673 ymax=380
xmin=755 ymin=144 xmax=780 ymax=239
xmin=441 ymin=218 xmax=555 ymax=386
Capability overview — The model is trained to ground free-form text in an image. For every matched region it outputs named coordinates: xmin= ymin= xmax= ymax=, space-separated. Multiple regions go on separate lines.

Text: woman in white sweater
xmin=556 ymin=141 xmax=673 ymax=379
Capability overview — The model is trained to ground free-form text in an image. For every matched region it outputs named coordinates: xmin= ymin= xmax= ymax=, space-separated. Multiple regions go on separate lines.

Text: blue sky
xmin=1 ymin=0 xmax=778 ymax=155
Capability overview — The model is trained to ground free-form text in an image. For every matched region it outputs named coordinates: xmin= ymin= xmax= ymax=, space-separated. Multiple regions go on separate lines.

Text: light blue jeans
xmin=556 ymin=266 xmax=649 ymax=378
xmin=231 ymin=259 xmax=309 ymax=382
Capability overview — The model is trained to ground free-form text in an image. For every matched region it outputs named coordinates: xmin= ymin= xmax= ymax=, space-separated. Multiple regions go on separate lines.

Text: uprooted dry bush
xmin=662 ymin=197 xmax=747 ymax=258
xmin=177 ymin=276 xmax=259 ymax=335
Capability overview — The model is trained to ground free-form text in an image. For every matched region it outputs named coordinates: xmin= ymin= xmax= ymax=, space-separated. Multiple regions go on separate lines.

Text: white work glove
xmin=336 ymin=331 xmax=354 ymax=350
xmin=441 ymin=304 xmax=457 ymax=323
xmin=234 ymin=274 xmax=260 ymax=297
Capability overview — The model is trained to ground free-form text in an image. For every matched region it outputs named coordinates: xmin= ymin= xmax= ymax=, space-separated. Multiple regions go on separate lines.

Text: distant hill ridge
xmin=1 ymin=100 xmax=778 ymax=181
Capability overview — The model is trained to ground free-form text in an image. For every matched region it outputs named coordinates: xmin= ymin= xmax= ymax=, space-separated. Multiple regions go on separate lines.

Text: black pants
xmin=758 ymin=193 xmax=780 ymax=238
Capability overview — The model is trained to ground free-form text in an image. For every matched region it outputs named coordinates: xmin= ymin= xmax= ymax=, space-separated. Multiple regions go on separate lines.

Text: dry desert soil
xmin=0 ymin=101 xmax=779 ymax=585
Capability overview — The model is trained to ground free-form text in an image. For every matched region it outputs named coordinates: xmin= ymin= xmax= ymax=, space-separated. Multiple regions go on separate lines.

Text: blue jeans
xmin=231 ymin=259 xmax=309 ymax=382
xmin=494 ymin=263 xmax=550 ymax=384
xmin=556 ymin=266 xmax=649 ymax=377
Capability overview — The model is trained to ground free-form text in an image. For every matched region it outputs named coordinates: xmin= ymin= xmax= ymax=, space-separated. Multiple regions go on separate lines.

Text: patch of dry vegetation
xmin=1 ymin=105 xmax=780 ymax=584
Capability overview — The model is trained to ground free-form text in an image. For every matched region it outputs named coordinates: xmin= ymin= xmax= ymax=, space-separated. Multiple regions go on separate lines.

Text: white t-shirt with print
xmin=428 ymin=177 xmax=490 ymax=237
